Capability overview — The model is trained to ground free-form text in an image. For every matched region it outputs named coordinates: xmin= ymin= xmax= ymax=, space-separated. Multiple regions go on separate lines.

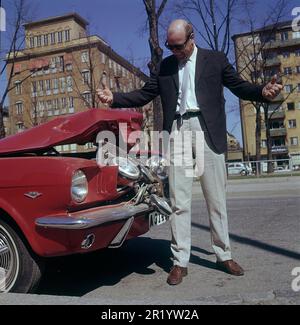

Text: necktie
xmin=179 ymin=61 xmax=190 ymax=116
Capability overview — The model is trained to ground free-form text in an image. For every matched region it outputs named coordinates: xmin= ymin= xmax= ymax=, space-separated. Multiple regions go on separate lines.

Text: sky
xmin=1 ymin=0 xmax=300 ymax=143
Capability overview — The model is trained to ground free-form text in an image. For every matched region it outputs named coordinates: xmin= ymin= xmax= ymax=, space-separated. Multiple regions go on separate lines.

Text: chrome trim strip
xmin=35 ymin=203 xmax=151 ymax=230
xmin=108 ymin=217 xmax=134 ymax=249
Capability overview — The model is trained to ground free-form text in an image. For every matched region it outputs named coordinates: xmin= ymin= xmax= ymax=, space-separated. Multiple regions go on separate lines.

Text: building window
xmin=81 ymin=51 xmax=89 ymax=63
xmin=261 ymin=140 xmax=267 ymax=148
xmin=65 ymin=30 xmax=70 ymax=42
xmin=29 ymin=37 xmax=35 ymax=48
xmin=282 ymin=52 xmax=290 ymax=59
xmin=31 ymin=81 xmax=37 ymax=96
xmin=15 ymin=81 xmax=22 ymax=95
xmin=288 ymin=119 xmax=297 ymax=128
xmin=82 ymin=92 xmax=92 ymax=107
xmin=16 ymin=102 xmax=23 ymax=115
xmin=16 ymin=122 xmax=25 ymax=133
xmin=287 ymin=102 xmax=295 ymax=111
xmin=37 ymin=35 xmax=42 ymax=47
xmin=53 ymin=78 xmax=59 ymax=94
xmin=66 ymin=76 xmax=73 ymax=92
xmin=296 ymin=66 xmax=300 ymax=74
xmin=66 ymin=63 xmax=72 ymax=72
xmin=291 ymin=137 xmax=299 ymax=146
xmin=57 ymin=31 xmax=63 ymax=43
xmin=59 ymin=77 xmax=65 ymax=93
xmin=292 ymin=31 xmax=300 ymax=39
xmin=43 ymin=34 xmax=49 ymax=46
xmin=296 ymin=50 xmax=300 ymax=57
xmin=284 ymin=85 xmax=293 ymax=93
xmin=38 ymin=80 xmax=44 ymax=95
xmin=69 ymin=97 xmax=74 ymax=112
xmin=50 ymin=32 xmax=56 ymax=45
xmin=82 ymin=70 xmax=91 ymax=85
xmin=61 ymin=98 xmax=67 ymax=112
xmin=281 ymin=32 xmax=289 ymax=41
xmin=46 ymin=79 xmax=51 ymax=93
xmin=283 ymin=67 xmax=292 ymax=75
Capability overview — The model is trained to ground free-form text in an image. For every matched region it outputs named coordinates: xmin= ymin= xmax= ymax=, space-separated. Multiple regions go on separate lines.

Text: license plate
xmin=149 ymin=211 xmax=169 ymax=227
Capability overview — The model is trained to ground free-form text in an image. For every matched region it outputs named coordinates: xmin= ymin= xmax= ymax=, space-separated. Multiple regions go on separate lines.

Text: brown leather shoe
xmin=167 ymin=266 xmax=188 ymax=285
xmin=216 ymin=260 xmax=244 ymax=276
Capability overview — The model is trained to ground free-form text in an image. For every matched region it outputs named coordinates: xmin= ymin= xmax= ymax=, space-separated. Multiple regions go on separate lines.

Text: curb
xmin=1 ymin=289 xmax=299 ymax=305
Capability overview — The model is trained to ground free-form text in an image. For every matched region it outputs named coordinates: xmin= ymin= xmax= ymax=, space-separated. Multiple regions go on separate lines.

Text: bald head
xmin=166 ymin=19 xmax=195 ymax=61
xmin=168 ymin=19 xmax=193 ymax=39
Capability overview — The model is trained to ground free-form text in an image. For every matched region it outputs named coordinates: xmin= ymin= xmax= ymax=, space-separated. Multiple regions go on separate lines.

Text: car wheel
xmin=0 ymin=220 xmax=43 ymax=293
xmin=240 ymin=170 xmax=246 ymax=176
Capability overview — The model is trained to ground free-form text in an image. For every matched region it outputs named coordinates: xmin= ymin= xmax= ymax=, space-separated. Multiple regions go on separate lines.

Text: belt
xmin=174 ymin=111 xmax=201 ymax=120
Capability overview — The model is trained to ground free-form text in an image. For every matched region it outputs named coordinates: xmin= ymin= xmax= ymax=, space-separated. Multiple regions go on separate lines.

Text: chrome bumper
xmin=35 ymin=203 xmax=152 ymax=230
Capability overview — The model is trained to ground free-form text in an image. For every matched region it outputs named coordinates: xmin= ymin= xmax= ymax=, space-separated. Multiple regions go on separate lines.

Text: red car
xmin=0 ymin=109 xmax=171 ymax=293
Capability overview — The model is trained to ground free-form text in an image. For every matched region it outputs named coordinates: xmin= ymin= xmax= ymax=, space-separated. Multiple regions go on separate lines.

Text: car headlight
xmin=146 ymin=156 xmax=168 ymax=179
xmin=113 ymin=157 xmax=141 ymax=181
xmin=71 ymin=170 xmax=88 ymax=203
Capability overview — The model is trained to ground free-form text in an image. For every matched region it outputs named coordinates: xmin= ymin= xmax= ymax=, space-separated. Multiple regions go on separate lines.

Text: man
xmin=97 ymin=19 xmax=282 ymax=285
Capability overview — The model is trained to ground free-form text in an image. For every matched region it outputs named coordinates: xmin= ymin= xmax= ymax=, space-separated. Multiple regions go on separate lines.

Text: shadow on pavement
xmin=37 ymin=237 xmax=220 ymax=297
xmin=192 ymin=222 xmax=300 ymax=261
xmin=38 ymin=237 xmax=172 ymax=297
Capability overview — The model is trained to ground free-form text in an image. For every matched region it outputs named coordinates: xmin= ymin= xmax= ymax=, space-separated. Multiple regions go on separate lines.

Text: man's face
xmin=166 ymin=30 xmax=194 ymax=61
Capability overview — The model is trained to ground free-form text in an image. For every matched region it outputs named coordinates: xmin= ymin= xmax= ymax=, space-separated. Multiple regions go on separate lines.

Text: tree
xmin=0 ymin=0 xmax=35 ymax=138
xmin=173 ymin=0 xmax=238 ymax=55
xmin=143 ymin=0 xmax=168 ymax=131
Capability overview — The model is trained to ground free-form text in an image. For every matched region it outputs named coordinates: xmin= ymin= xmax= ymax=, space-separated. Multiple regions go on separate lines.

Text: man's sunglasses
xmin=165 ymin=33 xmax=193 ymax=51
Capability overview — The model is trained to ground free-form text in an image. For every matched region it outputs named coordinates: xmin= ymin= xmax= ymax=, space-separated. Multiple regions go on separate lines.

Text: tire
xmin=240 ymin=170 xmax=247 ymax=176
xmin=0 ymin=219 xmax=43 ymax=293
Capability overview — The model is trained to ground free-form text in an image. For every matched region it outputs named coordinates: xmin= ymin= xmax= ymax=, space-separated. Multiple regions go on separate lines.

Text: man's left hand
xmin=262 ymin=75 xmax=283 ymax=100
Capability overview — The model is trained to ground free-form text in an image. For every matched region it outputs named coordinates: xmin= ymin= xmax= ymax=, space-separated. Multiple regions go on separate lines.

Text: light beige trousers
xmin=168 ymin=116 xmax=232 ymax=267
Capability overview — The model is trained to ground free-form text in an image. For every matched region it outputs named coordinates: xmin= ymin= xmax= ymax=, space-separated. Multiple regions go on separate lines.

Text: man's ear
xmin=190 ymin=32 xmax=195 ymax=39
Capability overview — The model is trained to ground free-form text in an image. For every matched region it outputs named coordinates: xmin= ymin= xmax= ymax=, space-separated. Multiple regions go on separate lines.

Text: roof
xmin=232 ymin=20 xmax=292 ymax=40
xmin=23 ymin=13 xmax=89 ymax=29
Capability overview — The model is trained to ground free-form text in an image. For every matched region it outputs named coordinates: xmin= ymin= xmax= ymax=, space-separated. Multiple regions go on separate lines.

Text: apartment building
xmin=233 ymin=21 xmax=300 ymax=168
xmin=6 ymin=13 xmax=153 ymax=152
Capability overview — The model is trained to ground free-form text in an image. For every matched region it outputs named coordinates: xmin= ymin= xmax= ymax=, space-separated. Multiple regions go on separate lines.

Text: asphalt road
xmin=1 ymin=176 xmax=300 ymax=305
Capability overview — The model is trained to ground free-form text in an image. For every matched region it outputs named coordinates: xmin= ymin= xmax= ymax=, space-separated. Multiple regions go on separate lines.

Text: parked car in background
xmin=0 ymin=109 xmax=171 ymax=293
xmin=227 ymin=162 xmax=252 ymax=176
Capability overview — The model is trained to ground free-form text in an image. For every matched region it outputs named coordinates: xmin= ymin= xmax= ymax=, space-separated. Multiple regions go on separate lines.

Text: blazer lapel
xmin=170 ymin=47 xmax=207 ymax=92
xmin=171 ymin=59 xmax=179 ymax=91
xmin=195 ymin=47 xmax=208 ymax=88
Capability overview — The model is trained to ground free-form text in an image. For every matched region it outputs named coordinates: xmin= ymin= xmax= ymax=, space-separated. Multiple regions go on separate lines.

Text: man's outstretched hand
xmin=97 ymin=86 xmax=113 ymax=105
xmin=262 ymin=75 xmax=283 ymax=100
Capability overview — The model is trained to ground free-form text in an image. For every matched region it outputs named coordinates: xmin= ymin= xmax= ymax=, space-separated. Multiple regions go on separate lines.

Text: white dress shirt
xmin=176 ymin=46 xmax=200 ymax=113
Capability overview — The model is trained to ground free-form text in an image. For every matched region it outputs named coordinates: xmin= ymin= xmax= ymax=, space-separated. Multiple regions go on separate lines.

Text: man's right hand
xmin=97 ymin=86 xmax=113 ymax=105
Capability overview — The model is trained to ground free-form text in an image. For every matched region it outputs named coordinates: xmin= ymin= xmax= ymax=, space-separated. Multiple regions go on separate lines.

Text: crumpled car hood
xmin=0 ymin=108 xmax=143 ymax=156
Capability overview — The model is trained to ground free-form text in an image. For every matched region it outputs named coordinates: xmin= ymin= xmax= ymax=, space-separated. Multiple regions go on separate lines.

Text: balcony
xmin=270 ymin=128 xmax=287 ymax=137
xmin=265 ymin=38 xmax=300 ymax=49
xmin=269 ymin=110 xmax=285 ymax=119
xmin=271 ymin=145 xmax=289 ymax=154
xmin=265 ymin=57 xmax=281 ymax=67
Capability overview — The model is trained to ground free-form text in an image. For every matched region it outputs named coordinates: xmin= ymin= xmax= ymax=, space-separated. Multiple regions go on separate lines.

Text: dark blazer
xmin=112 ymin=47 xmax=266 ymax=154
